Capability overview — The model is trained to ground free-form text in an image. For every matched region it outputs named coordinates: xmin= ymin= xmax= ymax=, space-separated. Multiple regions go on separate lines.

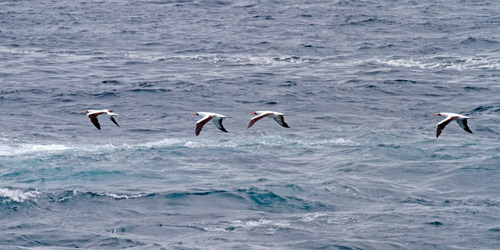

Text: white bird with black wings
xmin=192 ymin=112 xmax=228 ymax=136
xmin=82 ymin=109 xmax=120 ymax=130
xmin=434 ymin=112 xmax=472 ymax=138
xmin=247 ymin=111 xmax=289 ymax=129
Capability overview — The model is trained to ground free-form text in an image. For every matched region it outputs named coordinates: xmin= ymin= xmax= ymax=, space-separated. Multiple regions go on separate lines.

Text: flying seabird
xmin=247 ymin=111 xmax=289 ymax=129
xmin=434 ymin=112 xmax=472 ymax=138
xmin=82 ymin=109 xmax=120 ymax=130
xmin=192 ymin=112 xmax=228 ymax=136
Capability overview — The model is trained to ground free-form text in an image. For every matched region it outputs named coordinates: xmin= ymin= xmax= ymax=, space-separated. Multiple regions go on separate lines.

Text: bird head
xmin=250 ymin=112 xmax=257 ymax=115
xmin=82 ymin=110 xmax=89 ymax=114
xmin=433 ymin=113 xmax=441 ymax=116
xmin=192 ymin=113 xmax=199 ymax=116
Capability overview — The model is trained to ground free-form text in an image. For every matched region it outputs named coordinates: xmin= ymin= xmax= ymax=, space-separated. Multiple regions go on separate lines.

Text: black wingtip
xmin=110 ymin=117 xmax=120 ymax=127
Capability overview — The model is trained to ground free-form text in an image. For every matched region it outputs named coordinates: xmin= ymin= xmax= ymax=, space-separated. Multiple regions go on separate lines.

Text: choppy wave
xmin=0 ymin=144 xmax=74 ymax=157
xmin=0 ymin=188 xmax=40 ymax=203
xmin=126 ymin=53 xmax=321 ymax=66
xmin=0 ymin=188 xmax=146 ymax=204
xmin=0 ymin=47 xmax=321 ymax=68
xmin=1 ymin=187 xmax=331 ymax=213
xmin=2 ymin=0 xmax=500 ymax=248
xmin=5 ymin=44 xmax=499 ymax=74
xmin=50 ymin=190 xmax=145 ymax=203
xmin=0 ymin=46 xmax=101 ymax=60
xmin=0 ymin=143 xmax=111 ymax=157
xmin=376 ymin=55 xmax=500 ymax=71
xmin=0 ymin=136 xmax=356 ymax=157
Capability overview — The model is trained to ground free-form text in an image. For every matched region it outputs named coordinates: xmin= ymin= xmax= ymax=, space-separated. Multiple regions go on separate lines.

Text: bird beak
xmin=433 ymin=114 xmax=440 ymax=116
xmin=192 ymin=113 xmax=197 ymax=115
xmin=82 ymin=111 xmax=88 ymax=114
xmin=250 ymin=112 xmax=257 ymax=115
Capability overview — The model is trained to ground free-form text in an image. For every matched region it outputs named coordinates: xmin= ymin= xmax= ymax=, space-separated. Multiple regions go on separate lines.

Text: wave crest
xmin=0 ymin=188 xmax=40 ymax=203
xmin=376 ymin=56 xmax=500 ymax=71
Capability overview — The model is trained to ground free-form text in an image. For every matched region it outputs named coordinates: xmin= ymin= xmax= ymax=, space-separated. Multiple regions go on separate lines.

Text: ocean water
xmin=1 ymin=0 xmax=500 ymax=249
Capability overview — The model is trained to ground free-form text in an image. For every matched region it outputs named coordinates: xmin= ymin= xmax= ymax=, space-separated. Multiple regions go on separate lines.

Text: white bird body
xmin=192 ymin=112 xmax=228 ymax=136
xmin=434 ymin=112 xmax=472 ymax=138
xmin=248 ymin=110 xmax=289 ymax=129
xmin=82 ymin=109 xmax=120 ymax=130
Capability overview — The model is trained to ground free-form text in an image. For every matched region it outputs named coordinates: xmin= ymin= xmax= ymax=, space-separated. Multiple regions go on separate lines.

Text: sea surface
xmin=1 ymin=0 xmax=500 ymax=249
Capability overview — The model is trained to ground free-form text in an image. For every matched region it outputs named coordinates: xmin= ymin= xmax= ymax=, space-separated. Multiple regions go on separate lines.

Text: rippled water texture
xmin=1 ymin=0 xmax=500 ymax=249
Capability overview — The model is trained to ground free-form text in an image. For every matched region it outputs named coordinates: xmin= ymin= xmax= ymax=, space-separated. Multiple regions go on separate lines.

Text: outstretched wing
xmin=456 ymin=119 xmax=472 ymax=134
xmin=212 ymin=117 xmax=228 ymax=133
xmin=109 ymin=116 xmax=120 ymax=127
xmin=273 ymin=115 xmax=290 ymax=128
xmin=195 ymin=115 xmax=215 ymax=136
xmin=247 ymin=113 xmax=271 ymax=129
xmin=436 ymin=116 xmax=457 ymax=138
xmin=89 ymin=115 xmax=101 ymax=130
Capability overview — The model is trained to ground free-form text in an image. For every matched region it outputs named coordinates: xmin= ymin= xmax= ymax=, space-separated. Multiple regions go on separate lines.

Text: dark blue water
xmin=1 ymin=0 xmax=500 ymax=249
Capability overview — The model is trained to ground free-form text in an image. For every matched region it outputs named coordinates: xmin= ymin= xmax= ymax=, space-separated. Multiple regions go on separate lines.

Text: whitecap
xmin=0 ymin=143 xmax=73 ymax=157
xmin=0 ymin=141 xmax=139 ymax=157
xmin=233 ymin=218 xmax=291 ymax=229
xmin=139 ymin=138 xmax=184 ymax=148
xmin=184 ymin=141 xmax=205 ymax=148
xmin=299 ymin=212 xmax=328 ymax=222
xmin=124 ymin=52 xmax=320 ymax=66
xmin=0 ymin=136 xmax=355 ymax=158
xmin=102 ymin=193 xmax=143 ymax=200
xmin=376 ymin=56 xmax=500 ymax=71
xmin=302 ymin=138 xmax=358 ymax=147
xmin=0 ymin=188 xmax=40 ymax=203
xmin=0 ymin=46 xmax=97 ymax=60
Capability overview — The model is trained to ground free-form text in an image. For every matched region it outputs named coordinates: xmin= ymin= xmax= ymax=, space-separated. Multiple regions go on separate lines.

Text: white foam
xmin=299 ymin=212 xmax=328 ymax=222
xmin=0 ymin=142 xmax=124 ymax=157
xmin=233 ymin=218 xmax=291 ymax=230
xmin=125 ymin=52 xmax=319 ymax=66
xmin=139 ymin=138 xmax=183 ymax=148
xmin=0 ymin=139 xmax=176 ymax=157
xmin=203 ymin=218 xmax=290 ymax=233
xmin=55 ymin=190 xmax=77 ymax=202
xmin=0 ymin=46 xmax=96 ymax=60
xmin=304 ymin=138 xmax=358 ymax=147
xmin=0 ymin=188 xmax=40 ymax=202
xmin=102 ymin=193 xmax=143 ymax=199
xmin=143 ymin=136 xmax=357 ymax=149
xmin=376 ymin=56 xmax=500 ymax=71
xmin=0 ymin=47 xmax=38 ymax=55
xmin=0 ymin=144 xmax=73 ymax=156
xmin=184 ymin=141 xmax=205 ymax=148
xmin=0 ymin=136 xmax=355 ymax=157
